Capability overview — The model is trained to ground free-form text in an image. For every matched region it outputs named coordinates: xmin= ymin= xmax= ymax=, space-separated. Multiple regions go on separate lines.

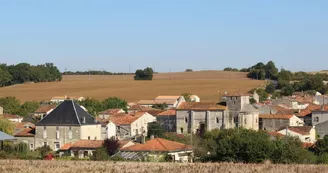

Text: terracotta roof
xmin=34 ymin=105 xmax=57 ymax=113
xmin=138 ymin=100 xmax=177 ymax=105
xmin=121 ymin=138 xmax=192 ymax=152
xmin=1 ymin=114 xmax=22 ymax=119
xmin=298 ymin=104 xmax=328 ymax=117
xmin=268 ymin=131 xmax=284 ymax=138
xmin=177 ymin=102 xmax=226 ymax=110
xmin=118 ymin=140 xmax=133 ymax=148
xmin=128 ymin=105 xmax=154 ymax=111
xmin=224 ymin=92 xmax=252 ymax=97
xmin=99 ymin=109 xmax=124 ymax=115
xmin=110 ymin=113 xmax=144 ymax=125
xmin=157 ymin=109 xmax=176 ymax=116
xmin=259 ymin=114 xmax=294 ymax=119
xmin=71 ymin=140 xmax=103 ymax=149
xmin=279 ymin=126 xmax=313 ymax=135
xmin=303 ymin=142 xmax=315 ymax=148
xmin=14 ymin=127 xmax=35 ymax=137
xmin=14 ymin=122 xmax=35 ymax=129
xmin=155 ymin=96 xmax=180 ymax=100
xmin=59 ymin=143 xmax=73 ymax=150
xmin=274 ymin=106 xmax=297 ymax=115
xmin=143 ymin=110 xmax=165 ymax=116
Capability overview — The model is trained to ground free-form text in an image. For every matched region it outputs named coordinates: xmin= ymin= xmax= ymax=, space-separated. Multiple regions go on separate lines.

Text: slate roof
xmin=0 ymin=131 xmax=15 ymax=141
xmin=36 ymin=100 xmax=98 ymax=126
xmin=177 ymin=102 xmax=226 ymax=110
xmin=120 ymin=138 xmax=192 ymax=152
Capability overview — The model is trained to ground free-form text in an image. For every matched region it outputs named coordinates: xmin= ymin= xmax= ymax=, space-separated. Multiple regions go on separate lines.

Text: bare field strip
xmin=0 ymin=71 xmax=264 ymax=102
xmin=0 ymin=160 xmax=327 ymax=173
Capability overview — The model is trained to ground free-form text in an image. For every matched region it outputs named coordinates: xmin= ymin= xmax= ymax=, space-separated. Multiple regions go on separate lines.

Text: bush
xmin=265 ymin=83 xmax=275 ymax=94
xmin=35 ymin=145 xmax=52 ymax=158
xmin=185 ymin=69 xmax=193 ymax=72
xmin=92 ymin=147 xmax=109 ymax=161
xmin=134 ymin=67 xmax=153 ymax=80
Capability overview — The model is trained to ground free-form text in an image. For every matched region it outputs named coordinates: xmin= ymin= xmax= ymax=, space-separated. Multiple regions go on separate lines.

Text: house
xmin=127 ymin=105 xmax=154 ymax=113
xmin=0 ymin=106 xmax=3 ymax=115
xmin=14 ymin=126 xmax=36 ymax=151
xmin=50 ymin=96 xmax=85 ymax=103
xmin=0 ymin=114 xmax=23 ymax=122
xmin=117 ymin=138 xmax=193 ymax=162
xmin=223 ymin=92 xmax=259 ymax=130
xmin=59 ymin=140 xmax=134 ymax=158
xmin=99 ymin=109 xmax=125 ymax=119
xmin=137 ymin=95 xmax=185 ymax=108
xmin=190 ymin=95 xmax=200 ymax=102
xmin=259 ymin=114 xmax=304 ymax=131
xmin=108 ymin=112 xmax=156 ymax=139
xmin=272 ymin=97 xmax=309 ymax=110
xmin=297 ymin=104 xmax=325 ymax=126
xmin=313 ymin=92 xmax=328 ymax=105
xmin=277 ymin=126 xmax=316 ymax=143
xmin=155 ymin=109 xmax=176 ymax=132
xmin=33 ymin=104 xmax=58 ymax=119
xmin=312 ymin=106 xmax=328 ymax=126
xmin=176 ymin=102 xmax=228 ymax=134
xmin=35 ymin=100 xmax=101 ymax=151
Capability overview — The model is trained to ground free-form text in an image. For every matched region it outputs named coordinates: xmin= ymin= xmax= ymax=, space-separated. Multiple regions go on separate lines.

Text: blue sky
xmin=0 ymin=0 xmax=327 ymax=72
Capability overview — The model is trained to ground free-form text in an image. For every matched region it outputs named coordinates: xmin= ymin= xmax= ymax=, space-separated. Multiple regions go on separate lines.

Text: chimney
xmin=140 ymin=134 xmax=145 ymax=144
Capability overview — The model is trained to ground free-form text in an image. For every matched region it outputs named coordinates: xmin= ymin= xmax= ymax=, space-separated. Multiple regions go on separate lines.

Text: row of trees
xmin=78 ymin=97 xmax=128 ymax=116
xmin=0 ymin=97 xmax=40 ymax=117
xmin=64 ymin=70 xmax=133 ymax=75
xmin=134 ymin=67 xmax=154 ymax=80
xmin=0 ymin=63 xmax=62 ymax=87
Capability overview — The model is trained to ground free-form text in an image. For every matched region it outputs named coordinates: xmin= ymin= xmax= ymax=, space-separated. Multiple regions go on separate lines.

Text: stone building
xmin=155 ymin=109 xmax=176 ymax=132
xmin=259 ymin=114 xmax=304 ymax=131
xmin=35 ymin=100 xmax=101 ymax=151
xmin=223 ymin=92 xmax=259 ymax=130
xmin=176 ymin=102 xmax=228 ymax=134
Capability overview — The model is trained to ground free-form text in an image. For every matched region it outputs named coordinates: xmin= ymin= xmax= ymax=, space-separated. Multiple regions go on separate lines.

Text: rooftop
xmin=138 ymin=100 xmax=177 ymax=105
xmin=128 ymin=105 xmax=154 ymax=111
xmin=278 ymin=126 xmax=313 ymax=135
xmin=110 ymin=112 xmax=145 ymax=125
xmin=14 ymin=127 xmax=35 ymax=137
xmin=259 ymin=114 xmax=294 ymax=119
xmin=34 ymin=104 xmax=57 ymax=113
xmin=224 ymin=92 xmax=252 ymax=97
xmin=156 ymin=109 xmax=176 ymax=116
xmin=0 ymin=114 xmax=22 ymax=119
xmin=99 ymin=109 xmax=124 ymax=115
xmin=155 ymin=96 xmax=180 ymax=100
xmin=177 ymin=102 xmax=226 ymax=110
xmin=121 ymin=138 xmax=192 ymax=152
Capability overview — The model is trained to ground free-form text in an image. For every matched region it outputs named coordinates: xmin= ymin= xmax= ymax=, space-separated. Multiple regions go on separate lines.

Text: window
xmin=216 ymin=117 xmax=219 ymax=124
xmin=305 ymin=137 xmax=310 ymax=141
xmin=43 ymin=127 xmax=47 ymax=139
xmin=244 ymin=118 xmax=247 ymax=125
xmin=43 ymin=142 xmax=47 ymax=147
xmin=30 ymin=144 xmax=34 ymax=150
xmin=256 ymin=118 xmax=258 ymax=123
xmin=233 ymin=101 xmax=235 ymax=105
xmin=185 ymin=117 xmax=188 ymax=123
xmin=94 ymin=137 xmax=97 ymax=140
xmin=88 ymin=136 xmax=90 ymax=140
xmin=68 ymin=126 xmax=72 ymax=139
xmin=135 ymin=129 xmax=139 ymax=135
xmin=83 ymin=151 xmax=88 ymax=158
xmin=54 ymin=142 xmax=60 ymax=151
xmin=315 ymin=117 xmax=319 ymax=122
xmin=180 ymin=128 xmax=184 ymax=134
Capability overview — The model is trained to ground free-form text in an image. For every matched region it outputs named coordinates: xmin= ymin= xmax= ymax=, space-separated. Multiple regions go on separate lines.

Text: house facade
xmin=137 ymin=96 xmax=185 ymax=109
xmin=14 ymin=122 xmax=36 ymax=151
xmin=176 ymin=102 xmax=228 ymax=134
xmin=98 ymin=109 xmax=125 ymax=119
xmin=223 ymin=92 xmax=259 ymax=130
xmin=35 ymin=100 xmax=101 ymax=151
xmin=277 ymin=126 xmax=316 ymax=143
xmin=155 ymin=109 xmax=176 ymax=132
xmin=259 ymin=114 xmax=304 ymax=131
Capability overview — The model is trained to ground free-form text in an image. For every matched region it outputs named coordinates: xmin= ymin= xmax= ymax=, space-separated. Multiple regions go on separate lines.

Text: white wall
xmin=289 ymin=115 xmax=304 ymax=126
xmin=130 ymin=113 xmax=156 ymax=136
xmin=80 ymin=124 xmax=102 ymax=140
xmin=278 ymin=127 xmax=316 ymax=143
xmin=106 ymin=122 xmax=116 ymax=139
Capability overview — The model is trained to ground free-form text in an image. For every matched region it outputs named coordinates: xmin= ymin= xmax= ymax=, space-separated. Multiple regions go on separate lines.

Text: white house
xmin=106 ymin=121 xmax=117 ymax=139
xmin=137 ymin=95 xmax=185 ymax=108
xmin=190 ymin=95 xmax=200 ymax=102
xmin=1 ymin=114 xmax=23 ymax=122
xmin=277 ymin=126 xmax=316 ymax=143
xmin=50 ymin=96 xmax=85 ymax=103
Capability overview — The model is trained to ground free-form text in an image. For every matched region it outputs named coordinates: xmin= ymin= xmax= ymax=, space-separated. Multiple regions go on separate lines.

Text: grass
xmin=0 ymin=71 xmax=264 ymax=102
xmin=0 ymin=160 xmax=328 ymax=173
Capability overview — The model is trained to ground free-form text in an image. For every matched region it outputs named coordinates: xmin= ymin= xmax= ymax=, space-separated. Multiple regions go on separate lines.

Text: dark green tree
xmin=281 ymin=84 xmax=295 ymax=96
xmin=265 ymin=83 xmax=275 ymax=94
xmin=0 ymin=67 xmax=12 ymax=87
xmin=0 ymin=97 xmax=21 ymax=115
xmin=134 ymin=67 xmax=153 ymax=80
xmin=147 ymin=122 xmax=165 ymax=138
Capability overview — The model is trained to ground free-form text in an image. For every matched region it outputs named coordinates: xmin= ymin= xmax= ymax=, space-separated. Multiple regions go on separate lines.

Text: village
xmin=1 ymin=89 xmax=328 ymax=162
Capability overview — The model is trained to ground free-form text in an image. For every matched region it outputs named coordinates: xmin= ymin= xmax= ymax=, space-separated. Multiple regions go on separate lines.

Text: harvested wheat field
xmin=0 ymin=71 xmax=264 ymax=102
xmin=0 ymin=160 xmax=327 ymax=173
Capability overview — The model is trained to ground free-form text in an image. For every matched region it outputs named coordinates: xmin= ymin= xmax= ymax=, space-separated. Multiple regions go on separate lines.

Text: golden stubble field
xmin=0 ymin=160 xmax=327 ymax=173
xmin=0 ymin=71 xmax=264 ymax=102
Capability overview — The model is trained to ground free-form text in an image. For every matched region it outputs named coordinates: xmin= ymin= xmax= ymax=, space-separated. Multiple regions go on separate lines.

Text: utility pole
xmin=88 ymin=69 xmax=91 ymax=80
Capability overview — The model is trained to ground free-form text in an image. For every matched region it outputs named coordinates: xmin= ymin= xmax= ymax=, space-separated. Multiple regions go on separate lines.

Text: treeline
xmin=78 ymin=97 xmax=128 ymax=116
xmin=64 ymin=70 xmax=133 ymax=75
xmin=0 ymin=63 xmax=62 ymax=87
xmin=0 ymin=97 xmax=40 ymax=117
xmin=134 ymin=67 xmax=153 ymax=80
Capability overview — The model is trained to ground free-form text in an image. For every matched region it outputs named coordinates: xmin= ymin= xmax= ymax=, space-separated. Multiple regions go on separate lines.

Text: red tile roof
xmin=143 ymin=110 xmax=165 ymax=116
xmin=34 ymin=105 xmax=57 ymax=113
xmin=121 ymin=138 xmax=192 ymax=152
xmin=14 ymin=127 xmax=35 ymax=137
xmin=14 ymin=122 xmax=35 ymax=129
xmin=110 ymin=113 xmax=144 ymax=125
xmin=1 ymin=113 xmax=22 ymax=119
xmin=157 ymin=109 xmax=176 ymax=116
xmin=278 ymin=126 xmax=313 ymax=135
xmin=303 ymin=142 xmax=315 ymax=148
xmin=59 ymin=143 xmax=73 ymax=150
xmin=70 ymin=140 xmax=104 ymax=149
xmin=99 ymin=109 xmax=124 ymax=115
xmin=298 ymin=104 xmax=328 ymax=117
xmin=268 ymin=131 xmax=284 ymax=138
xmin=138 ymin=100 xmax=177 ymax=105
xmin=177 ymin=102 xmax=226 ymax=110
xmin=259 ymin=114 xmax=294 ymax=119
xmin=128 ymin=105 xmax=154 ymax=111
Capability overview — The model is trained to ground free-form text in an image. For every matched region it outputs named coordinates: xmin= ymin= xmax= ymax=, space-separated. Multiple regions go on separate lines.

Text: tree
xmin=78 ymin=98 xmax=103 ymax=116
xmin=181 ymin=93 xmax=192 ymax=102
xmin=134 ymin=67 xmax=154 ymax=80
xmin=265 ymin=83 xmax=275 ymax=94
xmin=0 ymin=67 xmax=12 ymax=87
xmin=102 ymin=97 xmax=128 ymax=111
xmin=103 ymin=137 xmax=120 ymax=156
xmin=92 ymin=147 xmax=109 ymax=161
xmin=35 ymin=145 xmax=52 ymax=158
xmin=0 ymin=117 xmax=15 ymax=135
xmin=185 ymin=69 xmax=193 ymax=72
xmin=151 ymin=103 xmax=168 ymax=110
xmin=147 ymin=122 xmax=165 ymax=138
xmin=265 ymin=61 xmax=278 ymax=79
xmin=0 ymin=97 xmax=21 ymax=115
xmin=281 ymin=84 xmax=295 ymax=96
xmin=19 ymin=101 xmax=40 ymax=117
xmin=223 ymin=67 xmax=239 ymax=72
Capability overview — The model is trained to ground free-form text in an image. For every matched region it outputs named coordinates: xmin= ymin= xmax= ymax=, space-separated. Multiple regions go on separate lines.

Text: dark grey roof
xmin=36 ymin=100 xmax=98 ymax=126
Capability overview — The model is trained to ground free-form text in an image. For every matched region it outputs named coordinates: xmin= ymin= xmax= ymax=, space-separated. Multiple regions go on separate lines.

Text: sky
xmin=0 ymin=0 xmax=328 ymax=72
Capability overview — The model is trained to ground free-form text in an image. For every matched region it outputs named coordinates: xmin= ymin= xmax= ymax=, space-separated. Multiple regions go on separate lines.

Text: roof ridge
xmin=72 ymin=100 xmax=81 ymax=125
xmin=156 ymin=138 xmax=169 ymax=150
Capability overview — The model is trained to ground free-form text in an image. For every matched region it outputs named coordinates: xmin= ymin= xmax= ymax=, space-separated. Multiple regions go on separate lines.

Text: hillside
xmin=0 ymin=71 xmax=264 ymax=102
